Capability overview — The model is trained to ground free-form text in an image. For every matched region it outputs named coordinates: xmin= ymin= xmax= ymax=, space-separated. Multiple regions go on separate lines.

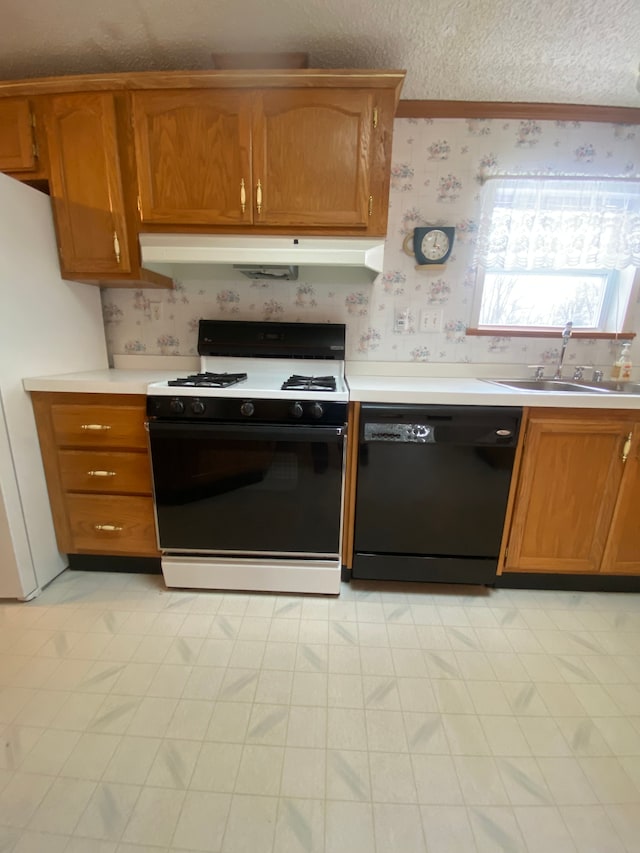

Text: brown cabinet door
xmin=132 ymin=89 xmax=252 ymax=225
xmin=0 ymin=98 xmax=36 ymax=173
xmin=45 ymin=92 xmax=132 ymax=275
xmin=506 ymin=413 xmax=627 ymax=573
xmin=252 ymin=89 xmax=373 ymax=228
xmin=601 ymin=423 xmax=640 ymax=574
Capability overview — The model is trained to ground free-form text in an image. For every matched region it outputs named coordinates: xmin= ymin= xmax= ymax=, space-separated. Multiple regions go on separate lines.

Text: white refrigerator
xmin=0 ymin=172 xmax=109 ymax=599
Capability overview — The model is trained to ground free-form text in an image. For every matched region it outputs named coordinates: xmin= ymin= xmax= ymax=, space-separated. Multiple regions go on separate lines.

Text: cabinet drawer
xmin=51 ymin=404 xmax=147 ymax=448
xmin=59 ymin=450 xmax=152 ymax=494
xmin=66 ymin=494 xmax=159 ymax=556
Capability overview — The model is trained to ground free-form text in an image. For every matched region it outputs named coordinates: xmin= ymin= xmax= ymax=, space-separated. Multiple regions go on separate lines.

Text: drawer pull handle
xmin=94 ymin=524 xmax=123 ymax=532
xmin=80 ymin=424 xmax=112 ymax=431
xmin=87 ymin=470 xmax=116 ymax=477
xmin=622 ymin=432 xmax=632 ymax=463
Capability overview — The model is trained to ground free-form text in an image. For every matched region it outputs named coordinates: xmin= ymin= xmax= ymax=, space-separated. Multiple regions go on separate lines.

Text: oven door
xmin=147 ymin=420 xmax=346 ymax=557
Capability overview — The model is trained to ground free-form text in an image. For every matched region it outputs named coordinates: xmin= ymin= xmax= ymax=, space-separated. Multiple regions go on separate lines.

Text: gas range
xmin=146 ymin=320 xmax=348 ymax=423
xmin=145 ymin=320 xmax=348 ymax=595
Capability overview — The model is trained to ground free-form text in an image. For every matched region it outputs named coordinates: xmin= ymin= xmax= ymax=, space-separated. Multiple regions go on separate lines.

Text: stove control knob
xmin=191 ymin=399 xmax=206 ymax=415
xmin=290 ymin=401 xmax=304 ymax=419
xmin=310 ymin=402 xmax=324 ymax=419
xmin=169 ymin=398 xmax=185 ymax=414
xmin=240 ymin=401 xmax=255 ymax=417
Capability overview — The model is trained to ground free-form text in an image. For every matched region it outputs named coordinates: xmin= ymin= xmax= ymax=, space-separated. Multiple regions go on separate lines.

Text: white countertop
xmin=23 ymin=369 xmax=182 ymax=395
xmin=22 ymin=366 xmax=640 ymax=409
xmin=346 ymin=375 xmax=640 ymax=409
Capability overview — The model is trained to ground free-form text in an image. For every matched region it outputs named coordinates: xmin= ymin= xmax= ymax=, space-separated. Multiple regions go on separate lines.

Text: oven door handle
xmin=147 ymin=421 xmax=346 ymax=442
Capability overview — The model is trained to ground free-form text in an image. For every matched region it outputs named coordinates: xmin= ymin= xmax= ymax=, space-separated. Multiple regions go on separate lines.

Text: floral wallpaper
xmin=102 ymin=117 xmax=640 ymax=368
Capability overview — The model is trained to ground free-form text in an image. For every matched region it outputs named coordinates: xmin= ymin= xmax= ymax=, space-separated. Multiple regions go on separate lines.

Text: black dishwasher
xmin=352 ymin=404 xmax=522 ymax=584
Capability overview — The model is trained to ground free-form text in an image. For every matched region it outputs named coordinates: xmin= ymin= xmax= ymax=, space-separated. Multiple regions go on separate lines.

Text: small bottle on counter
xmin=611 ymin=342 xmax=632 ymax=381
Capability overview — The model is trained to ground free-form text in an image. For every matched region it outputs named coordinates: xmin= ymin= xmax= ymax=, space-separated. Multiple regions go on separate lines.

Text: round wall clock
xmin=403 ymin=226 xmax=455 ymax=266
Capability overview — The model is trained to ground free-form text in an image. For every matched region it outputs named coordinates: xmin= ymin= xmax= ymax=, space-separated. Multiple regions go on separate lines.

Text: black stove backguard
xmin=197 ymin=319 xmax=346 ymax=360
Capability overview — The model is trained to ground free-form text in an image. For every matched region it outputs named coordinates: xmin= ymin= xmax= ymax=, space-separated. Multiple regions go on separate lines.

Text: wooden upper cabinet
xmin=45 ymin=92 xmax=132 ymax=276
xmin=129 ymin=81 xmax=397 ymax=234
xmin=505 ymin=412 xmax=628 ymax=573
xmin=601 ymin=422 xmax=640 ymax=574
xmin=132 ymin=89 xmax=253 ymax=226
xmin=0 ymin=98 xmax=37 ymax=172
xmin=252 ymin=89 xmax=373 ymax=228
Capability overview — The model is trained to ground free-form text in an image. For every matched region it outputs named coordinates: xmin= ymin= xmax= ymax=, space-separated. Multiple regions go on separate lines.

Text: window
xmin=472 ymin=178 xmax=640 ymax=333
xmin=479 ymin=270 xmax=617 ymax=330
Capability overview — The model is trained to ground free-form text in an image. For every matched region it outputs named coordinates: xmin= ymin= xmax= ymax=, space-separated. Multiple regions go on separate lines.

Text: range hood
xmin=139 ymin=234 xmax=385 ymax=284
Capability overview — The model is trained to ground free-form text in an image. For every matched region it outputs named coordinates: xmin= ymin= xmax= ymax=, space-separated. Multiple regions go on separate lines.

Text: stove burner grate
xmin=281 ymin=374 xmax=337 ymax=392
xmin=168 ymin=372 xmax=248 ymax=388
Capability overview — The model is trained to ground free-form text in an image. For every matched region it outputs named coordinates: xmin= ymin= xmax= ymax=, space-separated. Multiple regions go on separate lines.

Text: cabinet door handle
xmin=240 ymin=178 xmax=246 ymax=214
xmin=81 ymin=424 xmax=112 ymax=431
xmin=94 ymin=524 xmax=123 ymax=532
xmin=87 ymin=470 xmax=117 ymax=477
xmin=113 ymin=231 xmax=121 ymax=264
xmin=256 ymin=179 xmax=263 ymax=215
xmin=622 ymin=431 xmax=632 ymax=463
xmin=368 ymin=195 xmax=373 ymax=217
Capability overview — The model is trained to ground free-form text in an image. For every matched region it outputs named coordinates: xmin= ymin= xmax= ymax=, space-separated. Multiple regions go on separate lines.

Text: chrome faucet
xmin=553 ymin=321 xmax=573 ymax=380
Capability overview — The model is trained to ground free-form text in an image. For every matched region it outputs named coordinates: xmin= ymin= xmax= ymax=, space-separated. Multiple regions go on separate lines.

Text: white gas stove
xmin=147 ymin=355 xmax=348 ymax=403
xmin=145 ymin=320 xmax=348 ymax=596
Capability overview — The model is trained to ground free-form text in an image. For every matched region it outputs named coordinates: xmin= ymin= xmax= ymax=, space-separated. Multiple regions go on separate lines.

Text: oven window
xmin=148 ymin=423 xmax=344 ymax=555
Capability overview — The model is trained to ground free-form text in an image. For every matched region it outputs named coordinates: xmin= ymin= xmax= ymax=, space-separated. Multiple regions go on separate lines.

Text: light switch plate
xmin=420 ymin=309 xmax=443 ymax=332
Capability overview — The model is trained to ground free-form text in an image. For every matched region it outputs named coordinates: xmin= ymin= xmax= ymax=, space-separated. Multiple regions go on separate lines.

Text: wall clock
xmin=403 ymin=226 xmax=455 ymax=266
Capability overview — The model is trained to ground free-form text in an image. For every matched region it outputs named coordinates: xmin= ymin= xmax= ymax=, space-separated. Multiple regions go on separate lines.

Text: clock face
xmin=421 ymin=229 xmax=450 ymax=261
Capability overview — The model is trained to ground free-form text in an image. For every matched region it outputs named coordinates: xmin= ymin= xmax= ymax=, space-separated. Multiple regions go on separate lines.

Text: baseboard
xmin=496 ymin=572 xmax=640 ymax=592
xmin=68 ymin=554 xmax=162 ymax=574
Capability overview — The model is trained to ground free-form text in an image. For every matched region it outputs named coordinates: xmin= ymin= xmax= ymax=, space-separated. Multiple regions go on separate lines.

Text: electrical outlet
xmin=394 ymin=306 xmax=414 ymax=334
xmin=149 ymin=301 xmax=163 ymax=321
xmin=420 ymin=309 xmax=443 ymax=333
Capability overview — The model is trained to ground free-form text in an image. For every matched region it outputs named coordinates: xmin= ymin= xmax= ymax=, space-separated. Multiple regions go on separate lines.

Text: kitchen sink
xmin=579 ymin=380 xmax=640 ymax=394
xmin=487 ymin=378 xmax=640 ymax=394
xmin=486 ymin=379 xmax=614 ymax=393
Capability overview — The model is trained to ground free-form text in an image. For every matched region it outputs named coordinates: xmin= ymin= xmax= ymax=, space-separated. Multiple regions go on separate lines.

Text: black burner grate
xmin=168 ymin=372 xmax=248 ymax=388
xmin=281 ymin=374 xmax=337 ymax=392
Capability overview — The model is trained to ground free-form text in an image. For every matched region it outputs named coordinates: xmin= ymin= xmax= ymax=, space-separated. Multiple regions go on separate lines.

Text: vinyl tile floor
xmin=0 ymin=570 xmax=640 ymax=853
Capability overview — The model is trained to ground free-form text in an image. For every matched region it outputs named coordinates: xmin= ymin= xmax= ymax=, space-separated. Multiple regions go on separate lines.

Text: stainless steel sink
xmin=579 ymin=380 xmax=640 ymax=394
xmin=486 ymin=379 xmax=614 ymax=393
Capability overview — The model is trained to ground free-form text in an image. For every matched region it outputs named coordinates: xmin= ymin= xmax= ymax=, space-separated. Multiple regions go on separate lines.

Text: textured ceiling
xmin=3 ymin=0 xmax=640 ymax=106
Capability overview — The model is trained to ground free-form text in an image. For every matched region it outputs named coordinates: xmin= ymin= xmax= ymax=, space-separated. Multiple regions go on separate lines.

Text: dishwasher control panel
xmin=364 ymin=423 xmax=434 ymax=443
xmin=360 ymin=404 xmax=522 ymax=447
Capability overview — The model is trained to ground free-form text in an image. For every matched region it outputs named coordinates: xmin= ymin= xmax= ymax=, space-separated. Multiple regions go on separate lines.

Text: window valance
xmin=475 ymin=178 xmax=640 ymax=271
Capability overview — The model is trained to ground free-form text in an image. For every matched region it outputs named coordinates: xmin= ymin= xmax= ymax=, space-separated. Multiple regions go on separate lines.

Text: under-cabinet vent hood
xmin=139 ymin=234 xmax=385 ymax=284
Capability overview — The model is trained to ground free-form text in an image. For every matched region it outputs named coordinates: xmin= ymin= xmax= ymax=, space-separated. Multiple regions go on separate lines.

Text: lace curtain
xmin=475 ymin=178 xmax=640 ymax=270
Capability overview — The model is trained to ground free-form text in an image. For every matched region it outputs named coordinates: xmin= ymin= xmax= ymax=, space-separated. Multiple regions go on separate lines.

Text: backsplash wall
xmin=102 ymin=117 xmax=640 ymax=368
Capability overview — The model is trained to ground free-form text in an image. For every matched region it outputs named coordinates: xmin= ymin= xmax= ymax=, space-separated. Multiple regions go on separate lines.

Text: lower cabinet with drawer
xmin=501 ymin=408 xmax=640 ymax=577
xmin=30 ymin=391 xmax=160 ymax=559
